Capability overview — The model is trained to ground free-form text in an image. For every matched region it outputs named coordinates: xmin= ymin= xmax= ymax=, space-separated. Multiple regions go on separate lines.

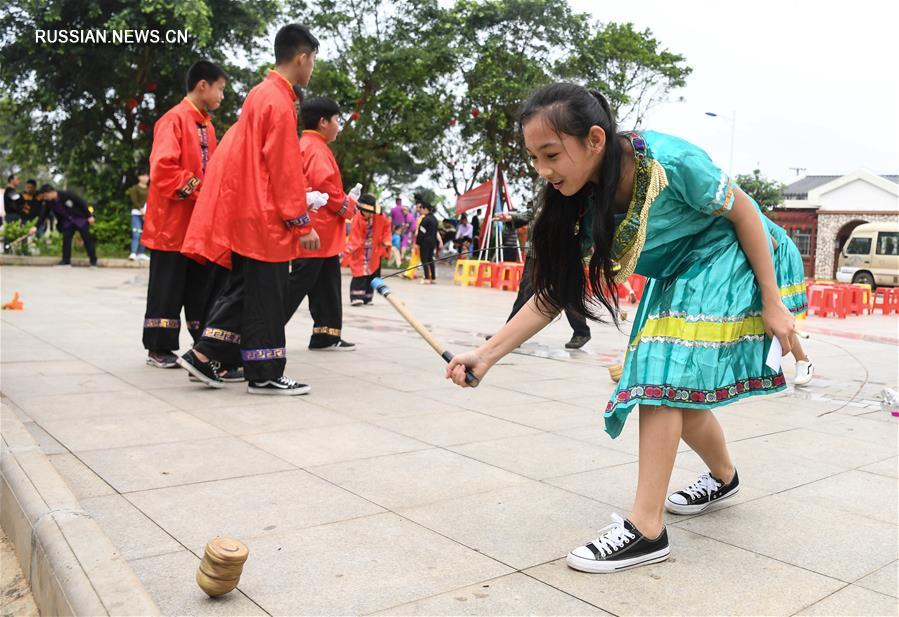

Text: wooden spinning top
xmin=608 ymin=363 xmax=623 ymax=383
xmin=196 ymin=537 xmax=249 ymax=597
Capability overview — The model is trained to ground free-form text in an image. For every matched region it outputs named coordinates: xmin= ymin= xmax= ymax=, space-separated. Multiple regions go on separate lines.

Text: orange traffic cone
xmin=2 ymin=292 xmax=24 ymax=310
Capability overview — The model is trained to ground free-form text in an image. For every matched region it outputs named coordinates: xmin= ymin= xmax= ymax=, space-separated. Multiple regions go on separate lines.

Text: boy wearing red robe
xmin=177 ymin=24 xmax=321 ymax=395
xmin=345 ymin=194 xmax=391 ymax=305
xmin=284 ymin=96 xmax=359 ymax=351
xmin=142 ymin=60 xmax=226 ymax=369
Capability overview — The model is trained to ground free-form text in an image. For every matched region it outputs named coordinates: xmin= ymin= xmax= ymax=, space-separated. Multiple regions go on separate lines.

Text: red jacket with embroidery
xmin=344 ymin=213 xmax=391 ymax=277
xmin=296 ymin=130 xmax=356 ymax=258
xmin=143 ymin=99 xmax=217 ymax=251
xmin=181 ymin=71 xmax=311 ymax=267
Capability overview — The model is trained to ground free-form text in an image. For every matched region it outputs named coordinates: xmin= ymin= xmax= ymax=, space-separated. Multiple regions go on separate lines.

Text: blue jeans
xmin=131 ymin=214 xmax=144 ymax=254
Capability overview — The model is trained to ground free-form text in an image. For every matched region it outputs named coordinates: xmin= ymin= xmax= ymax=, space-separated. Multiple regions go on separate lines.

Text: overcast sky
xmin=569 ymin=0 xmax=898 ymax=183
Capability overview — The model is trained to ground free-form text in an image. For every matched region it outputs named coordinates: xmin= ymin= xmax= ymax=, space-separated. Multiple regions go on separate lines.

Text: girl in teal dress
xmin=447 ymin=83 xmax=802 ymax=573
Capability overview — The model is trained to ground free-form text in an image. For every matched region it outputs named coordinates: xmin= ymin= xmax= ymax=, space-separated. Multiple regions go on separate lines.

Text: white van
xmin=836 ymin=222 xmax=899 ymax=287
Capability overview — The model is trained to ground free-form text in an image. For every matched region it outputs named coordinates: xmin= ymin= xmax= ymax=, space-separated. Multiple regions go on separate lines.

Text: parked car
xmin=836 ymin=222 xmax=899 ymax=287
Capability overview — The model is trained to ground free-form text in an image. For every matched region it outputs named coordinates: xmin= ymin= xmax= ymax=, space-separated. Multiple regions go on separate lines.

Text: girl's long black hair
xmin=520 ymin=82 xmax=622 ymax=323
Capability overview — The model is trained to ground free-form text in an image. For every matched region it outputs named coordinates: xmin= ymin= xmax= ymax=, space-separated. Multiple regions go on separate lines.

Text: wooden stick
xmin=371 ymin=277 xmax=479 ymax=387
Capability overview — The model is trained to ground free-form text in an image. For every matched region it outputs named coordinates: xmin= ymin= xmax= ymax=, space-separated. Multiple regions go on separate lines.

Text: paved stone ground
xmin=1 ymin=265 xmax=897 ymax=616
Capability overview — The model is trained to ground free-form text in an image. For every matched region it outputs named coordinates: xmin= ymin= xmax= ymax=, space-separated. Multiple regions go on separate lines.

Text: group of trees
xmin=0 ymin=0 xmax=701 ymax=226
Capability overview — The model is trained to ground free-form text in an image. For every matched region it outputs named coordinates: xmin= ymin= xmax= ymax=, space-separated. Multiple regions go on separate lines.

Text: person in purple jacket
xmin=30 ymin=184 xmax=97 ymax=266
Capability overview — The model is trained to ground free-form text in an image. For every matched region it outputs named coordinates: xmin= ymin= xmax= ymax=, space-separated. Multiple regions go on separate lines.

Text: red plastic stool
xmin=492 ymin=262 xmax=522 ymax=291
xmin=475 ymin=261 xmax=495 ymax=288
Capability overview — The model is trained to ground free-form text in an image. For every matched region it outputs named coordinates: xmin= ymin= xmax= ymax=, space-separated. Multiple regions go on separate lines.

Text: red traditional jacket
xmin=143 ymin=98 xmax=217 ymax=251
xmin=344 ymin=213 xmax=391 ymax=277
xmin=182 ymin=71 xmax=311 ymax=267
xmin=296 ymin=130 xmax=356 ymax=258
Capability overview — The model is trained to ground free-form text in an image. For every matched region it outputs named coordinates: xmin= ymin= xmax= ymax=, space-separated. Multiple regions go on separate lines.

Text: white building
xmin=773 ymin=170 xmax=898 ymax=279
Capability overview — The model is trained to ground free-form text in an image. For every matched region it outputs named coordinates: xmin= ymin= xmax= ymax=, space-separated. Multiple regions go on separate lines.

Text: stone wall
xmin=815 ymin=212 xmax=897 ymax=279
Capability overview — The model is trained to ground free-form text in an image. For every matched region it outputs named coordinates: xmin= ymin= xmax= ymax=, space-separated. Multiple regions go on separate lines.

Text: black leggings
xmin=419 ymin=240 xmax=436 ymax=280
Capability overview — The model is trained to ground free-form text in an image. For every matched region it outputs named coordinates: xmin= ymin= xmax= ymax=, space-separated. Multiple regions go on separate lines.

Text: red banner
xmin=455 ymin=180 xmax=493 ymax=214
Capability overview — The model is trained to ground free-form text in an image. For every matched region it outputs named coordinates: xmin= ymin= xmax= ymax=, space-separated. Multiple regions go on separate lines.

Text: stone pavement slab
xmin=371 ymin=572 xmax=611 ymax=616
xmin=675 ymin=492 xmax=896 ymax=582
xmin=233 ymin=513 xmax=513 ymax=615
xmin=2 ymin=265 xmax=897 ymax=616
xmin=311 ymin=448 xmax=531 ymax=510
xmin=525 ymin=527 xmax=845 ymax=616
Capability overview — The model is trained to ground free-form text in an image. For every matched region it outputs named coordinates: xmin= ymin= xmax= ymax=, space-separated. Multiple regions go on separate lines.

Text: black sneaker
xmin=146 ymin=351 xmax=179 ymax=369
xmin=247 ymin=376 xmax=310 ymax=396
xmin=565 ymin=334 xmax=591 ymax=349
xmin=216 ymin=364 xmax=245 ymax=383
xmin=665 ymin=469 xmax=740 ymax=515
xmin=176 ymin=349 xmax=224 ymax=388
xmin=567 ymin=514 xmax=670 ymax=573
xmin=308 ymin=339 xmax=356 ymax=352
xmin=188 ymin=362 xmax=245 ymax=383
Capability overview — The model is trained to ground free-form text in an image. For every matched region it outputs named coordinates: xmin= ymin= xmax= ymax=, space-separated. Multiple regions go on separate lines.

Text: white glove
xmin=348 ymin=183 xmax=362 ymax=202
xmin=306 ymin=190 xmax=329 ymax=211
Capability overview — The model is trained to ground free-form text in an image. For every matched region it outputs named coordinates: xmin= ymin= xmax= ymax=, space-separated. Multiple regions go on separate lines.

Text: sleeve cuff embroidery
xmin=176 ymin=176 xmax=201 ymax=200
xmin=284 ymin=213 xmax=311 ymax=228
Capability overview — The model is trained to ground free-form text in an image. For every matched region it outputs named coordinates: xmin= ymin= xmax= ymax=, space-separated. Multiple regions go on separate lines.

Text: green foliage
xmin=1 ymin=222 xmax=62 ymax=256
xmin=736 ymin=169 xmax=785 ymax=212
xmin=295 ymin=0 xmax=458 ymax=193
xmin=2 ymin=0 xmax=692 ymax=214
xmin=90 ymin=217 xmax=131 ymax=249
xmin=0 ymin=0 xmax=279 ymax=203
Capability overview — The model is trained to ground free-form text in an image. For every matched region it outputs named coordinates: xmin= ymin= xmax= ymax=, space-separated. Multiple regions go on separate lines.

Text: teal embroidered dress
xmin=598 ymin=131 xmax=807 ymax=438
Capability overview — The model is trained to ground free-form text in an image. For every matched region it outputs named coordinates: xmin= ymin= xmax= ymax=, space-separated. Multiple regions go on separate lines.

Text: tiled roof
xmin=785 ymin=174 xmax=899 ymax=200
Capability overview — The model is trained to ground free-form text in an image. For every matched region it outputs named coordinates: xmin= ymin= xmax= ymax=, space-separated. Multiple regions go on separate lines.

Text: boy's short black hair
xmin=136 ymin=167 xmax=149 ymax=176
xmin=274 ymin=24 xmax=319 ymax=64
xmin=301 ymin=96 xmax=340 ymax=130
xmin=38 ymin=183 xmax=54 ymax=194
xmin=186 ymin=60 xmax=226 ymax=93
xmin=7 ymin=174 xmax=16 ymax=182
xmin=26 ymin=179 xmax=37 ymax=186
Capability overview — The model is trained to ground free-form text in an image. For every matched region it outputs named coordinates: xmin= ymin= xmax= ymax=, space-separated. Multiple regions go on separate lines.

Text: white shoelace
xmin=682 ymin=473 xmax=722 ymax=502
xmin=275 ymin=376 xmax=298 ymax=387
xmin=589 ymin=513 xmax=636 ymax=558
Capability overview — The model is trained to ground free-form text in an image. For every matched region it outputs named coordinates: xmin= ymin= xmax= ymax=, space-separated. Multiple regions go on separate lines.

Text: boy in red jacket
xmin=142 ymin=60 xmax=225 ymax=368
xmin=285 ymin=96 xmax=358 ymax=351
xmin=177 ymin=24 xmax=321 ymax=395
xmin=346 ymin=193 xmax=391 ymax=305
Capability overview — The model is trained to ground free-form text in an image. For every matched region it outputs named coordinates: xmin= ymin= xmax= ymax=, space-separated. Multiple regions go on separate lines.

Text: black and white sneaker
xmin=176 ymin=349 xmax=224 ymax=388
xmin=247 ymin=376 xmax=310 ymax=396
xmin=567 ymin=513 xmax=670 ymax=573
xmin=147 ymin=351 xmax=179 ymax=369
xmin=308 ymin=339 xmax=356 ymax=352
xmin=665 ymin=469 xmax=740 ymax=515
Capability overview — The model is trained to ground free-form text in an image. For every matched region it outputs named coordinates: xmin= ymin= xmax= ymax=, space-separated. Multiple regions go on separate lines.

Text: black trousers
xmin=350 ymin=267 xmax=381 ymax=304
xmin=194 ymin=253 xmax=288 ymax=382
xmin=419 ymin=240 xmax=437 ymax=280
xmin=62 ymin=226 xmax=97 ymax=265
xmin=507 ymin=258 xmax=590 ymax=337
xmin=285 ymin=256 xmax=343 ymax=347
xmin=143 ymin=250 xmax=227 ymax=352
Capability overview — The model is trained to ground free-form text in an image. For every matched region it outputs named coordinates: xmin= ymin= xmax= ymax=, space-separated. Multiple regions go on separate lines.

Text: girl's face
xmin=523 ymin=117 xmax=605 ymax=197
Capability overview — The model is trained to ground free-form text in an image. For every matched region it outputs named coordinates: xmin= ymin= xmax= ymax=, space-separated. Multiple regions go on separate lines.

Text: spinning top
xmin=608 ymin=363 xmax=623 ymax=383
xmin=196 ymin=537 xmax=248 ymax=597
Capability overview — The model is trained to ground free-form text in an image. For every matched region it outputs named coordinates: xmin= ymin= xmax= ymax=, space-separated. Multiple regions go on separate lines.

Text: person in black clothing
xmin=415 ymin=201 xmax=441 ymax=284
xmin=3 ymin=174 xmax=22 ymax=224
xmin=19 ymin=180 xmax=42 ymax=224
xmin=31 ymin=185 xmax=97 ymax=266
xmin=495 ymin=200 xmax=591 ymax=349
xmin=470 ymin=214 xmax=480 ymax=256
